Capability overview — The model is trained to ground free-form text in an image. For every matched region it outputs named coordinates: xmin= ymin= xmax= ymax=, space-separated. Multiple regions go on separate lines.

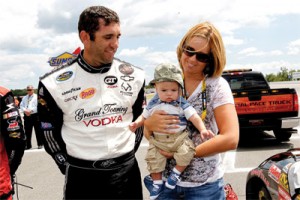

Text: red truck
xmin=222 ymin=69 xmax=299 ymax=141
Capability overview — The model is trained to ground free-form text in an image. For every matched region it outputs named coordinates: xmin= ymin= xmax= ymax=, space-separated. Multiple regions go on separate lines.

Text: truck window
xmin=223 ymin=74 xmax=269 ymax=90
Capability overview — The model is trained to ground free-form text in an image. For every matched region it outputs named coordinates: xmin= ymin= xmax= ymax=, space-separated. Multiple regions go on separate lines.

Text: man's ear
xmin=79 ymin=30 xmax=90 ymax=43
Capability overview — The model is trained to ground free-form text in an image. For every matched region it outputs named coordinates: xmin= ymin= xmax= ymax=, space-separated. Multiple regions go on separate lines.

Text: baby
xmin=130 ymin=63 xmax=214 ymax=200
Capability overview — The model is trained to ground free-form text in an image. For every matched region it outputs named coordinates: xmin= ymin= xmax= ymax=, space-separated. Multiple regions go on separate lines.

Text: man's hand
xmin=24 ymin=110 xmax=31 ymax=116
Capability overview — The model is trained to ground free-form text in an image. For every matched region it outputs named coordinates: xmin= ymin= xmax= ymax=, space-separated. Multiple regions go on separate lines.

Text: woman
xmin=144 ymin=21 xmax=239 ymax=199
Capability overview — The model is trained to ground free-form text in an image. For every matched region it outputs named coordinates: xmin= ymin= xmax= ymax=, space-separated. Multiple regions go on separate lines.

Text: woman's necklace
xmin=184 ymin=76 xmax=207 ymax=120
xmin=185 ymin=80 xmax=200 ymax=98
xmin=184 ymin=73 xmax=205 ymax=98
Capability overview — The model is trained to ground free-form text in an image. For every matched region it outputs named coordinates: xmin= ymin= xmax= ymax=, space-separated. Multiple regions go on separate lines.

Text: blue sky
xmin=0 ymin=0 xmax=300 ymax=89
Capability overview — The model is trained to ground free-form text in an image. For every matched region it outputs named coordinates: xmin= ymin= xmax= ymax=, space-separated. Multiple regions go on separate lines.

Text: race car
xmin=246 ymin=148 xmax=300 ymax=200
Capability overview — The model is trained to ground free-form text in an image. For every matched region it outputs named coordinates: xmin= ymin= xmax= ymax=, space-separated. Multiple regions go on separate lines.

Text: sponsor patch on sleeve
xmin=3 ymin=111 xmax=18 ymax=119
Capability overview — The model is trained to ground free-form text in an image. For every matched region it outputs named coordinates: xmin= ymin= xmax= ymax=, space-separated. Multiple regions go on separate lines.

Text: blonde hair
xmin=177 ymin=21 xmax=226 ymax=77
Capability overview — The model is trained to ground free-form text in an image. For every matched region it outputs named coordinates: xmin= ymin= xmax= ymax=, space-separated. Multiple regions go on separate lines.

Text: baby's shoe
xmin=165 ymin=170 xmax=180 ymax=189
xmin=149 ymin=183 xmax=163 ymax=200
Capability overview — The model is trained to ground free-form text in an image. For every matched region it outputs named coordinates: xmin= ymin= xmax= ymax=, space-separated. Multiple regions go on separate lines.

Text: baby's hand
xmin=200 ymin=129 xmax=215 ymax=141
xmin=129 ymin=122 xmax=138 ymax=132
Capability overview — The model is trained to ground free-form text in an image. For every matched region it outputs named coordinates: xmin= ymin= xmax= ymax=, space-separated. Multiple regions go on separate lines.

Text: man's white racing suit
xmin=38 ymin=53 xmax=145 ymax=170
xmin=37 ymin=52 xmax=145 ymax=199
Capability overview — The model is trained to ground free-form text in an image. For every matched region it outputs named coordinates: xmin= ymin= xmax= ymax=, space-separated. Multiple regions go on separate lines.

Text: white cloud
xmin=42 ymin=33 xmax=82 ymax=55
xmin=0 ymin=53 xmax=49 ymax=89
xmin=270 ymin=50 xmax=283 ymax=56
xmin=287 ymin=39 xmax=300 ymax=55
xmin=0 ymin=0 xmax=300 ymax=89
xmin=238 ymin=47 xmax=258 ymax=55
xmin=238 ymin=47 xmax=283 ymax=57
xmin=119 ymin=47 xmax=149 ymax=57
xmin=223 ymin=36 xmax=244 ymax=46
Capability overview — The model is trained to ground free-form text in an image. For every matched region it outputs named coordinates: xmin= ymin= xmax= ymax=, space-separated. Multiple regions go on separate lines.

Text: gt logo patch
xmin=104 ymin=76 xmax=118 ymax=85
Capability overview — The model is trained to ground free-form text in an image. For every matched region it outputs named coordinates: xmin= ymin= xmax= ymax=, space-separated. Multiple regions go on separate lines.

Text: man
xmin=0 ymin=86 xmax=26 ymax=200
xmin=20 ymin=85 xmax=43 ymax=149
xmin=38 ymin=6 xmax=145 ymax=199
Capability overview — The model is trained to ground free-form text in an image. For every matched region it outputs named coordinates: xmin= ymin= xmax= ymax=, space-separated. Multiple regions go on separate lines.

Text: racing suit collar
xmin=77 ymin=50 xmax=112 ymax=74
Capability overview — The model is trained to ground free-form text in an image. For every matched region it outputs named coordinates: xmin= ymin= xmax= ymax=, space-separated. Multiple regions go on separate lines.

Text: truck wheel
xmin=273 ymin=129 xmax=292 ymax=141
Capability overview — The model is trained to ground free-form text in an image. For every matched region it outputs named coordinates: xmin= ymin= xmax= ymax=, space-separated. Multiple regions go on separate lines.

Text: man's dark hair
xmin=78 ymin=6 xmax=120 ymax=41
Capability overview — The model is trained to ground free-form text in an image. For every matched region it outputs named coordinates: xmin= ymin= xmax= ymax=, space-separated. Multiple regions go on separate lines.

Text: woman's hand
xmin=144 ymin=110 xmax=180 ymax=134
xmin=159 ymin=149 xmax=174 ymax=159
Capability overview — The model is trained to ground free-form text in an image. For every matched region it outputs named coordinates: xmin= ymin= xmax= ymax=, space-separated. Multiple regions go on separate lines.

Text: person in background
xmin=0 ymin=86 xmax=26 ymax=200
xmin=37 ymin=5 xmax=145 ymax=200
xmin=20 ymin=85 xmax=43 ymax=149
xmin=14 ymin=96 xmax=20 ymax=108
xmin=144 ymin=21 xmax=239 ymax=199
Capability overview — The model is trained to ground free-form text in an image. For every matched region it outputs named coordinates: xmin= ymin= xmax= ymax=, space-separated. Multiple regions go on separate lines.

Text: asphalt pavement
xmin=13 ymin=128 xmax=300 ymax=200
xmin=13 ymin=81 xmax=300 ymax=199
xmin=13 ymin=132 xmax=151 ymax=200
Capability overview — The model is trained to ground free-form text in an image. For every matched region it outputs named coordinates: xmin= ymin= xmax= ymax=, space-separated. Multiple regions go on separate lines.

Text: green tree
xmin=265 ymin=73 xmax=277 ymax=82
xmin=265 ymin=67 xmax=300 ymax=82
xmin=277 ymin=67 xmax=289 ymax=81
xmin=12 ymin=89 xmax=27 ymax=97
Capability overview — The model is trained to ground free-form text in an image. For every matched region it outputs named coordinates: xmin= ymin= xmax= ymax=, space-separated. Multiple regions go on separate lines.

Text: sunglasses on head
xmin=183 ymin=46 xmax=210 ymax=63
